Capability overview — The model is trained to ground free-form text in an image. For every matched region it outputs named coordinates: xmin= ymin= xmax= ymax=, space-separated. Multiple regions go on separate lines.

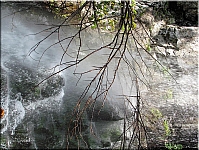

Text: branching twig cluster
xmin=22 ymin=1 xmax=178 ymax=149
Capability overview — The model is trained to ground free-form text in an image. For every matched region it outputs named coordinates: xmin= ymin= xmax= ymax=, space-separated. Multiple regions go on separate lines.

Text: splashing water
xmin=1 ymin=2 xmax=197 ymax=149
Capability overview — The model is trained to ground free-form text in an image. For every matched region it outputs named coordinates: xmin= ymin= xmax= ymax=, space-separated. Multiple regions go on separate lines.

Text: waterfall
xmin=1 ymin=3 xmax=138 ymax=149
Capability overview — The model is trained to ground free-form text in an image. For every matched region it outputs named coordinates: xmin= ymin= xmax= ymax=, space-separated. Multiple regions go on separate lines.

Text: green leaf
xmin=132 ymin=22 xmax=136 ymax=29
xmin=91 ymin=22 xmax=97 ymax=29
xmin=151 ymin=108 xmax=162 ymax=118
xmin=163 ymin=120 xmax=171 ymax=136
xmin=121 ymin=24 xmax=125 ymax=32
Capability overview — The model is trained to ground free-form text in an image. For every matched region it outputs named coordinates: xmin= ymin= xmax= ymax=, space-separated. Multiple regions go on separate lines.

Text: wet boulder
xmin=2 ymin=56 xmax=64 ymax=102
xmin=86 ymin=97 xmax=124 ymax=121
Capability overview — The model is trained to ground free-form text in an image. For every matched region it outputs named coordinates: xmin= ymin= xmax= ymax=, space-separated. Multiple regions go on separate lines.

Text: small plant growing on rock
xmin=163 ymin=119 xmax=171 ymax=137
xmin=165 ymin=143 xmax=183 ymax=150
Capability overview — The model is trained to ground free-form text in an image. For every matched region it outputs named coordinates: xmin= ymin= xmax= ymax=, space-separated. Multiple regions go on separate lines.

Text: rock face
xmin=167 ymin=1 xmax=198 ymax=26
xmin=152 ymin=25 xmax=198 ymax=56
xmin=136 ymin=1 xmax=198 ymax=149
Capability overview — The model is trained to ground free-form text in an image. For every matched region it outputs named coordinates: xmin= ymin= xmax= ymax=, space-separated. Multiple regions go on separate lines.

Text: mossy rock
xmin=100 ymin=128 xmax=122 ymax=143
xmin=3 ymin=57 xmax=64 ymax=102
xmin=110 ymin=129 xmax=122 ymax=142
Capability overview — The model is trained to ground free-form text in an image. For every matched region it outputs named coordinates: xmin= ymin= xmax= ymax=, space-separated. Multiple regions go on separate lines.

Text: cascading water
xmin=1 ymin=2 xmax=138 ymax=149
xmin=2 ymin=2 xmax=197 ymax=149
